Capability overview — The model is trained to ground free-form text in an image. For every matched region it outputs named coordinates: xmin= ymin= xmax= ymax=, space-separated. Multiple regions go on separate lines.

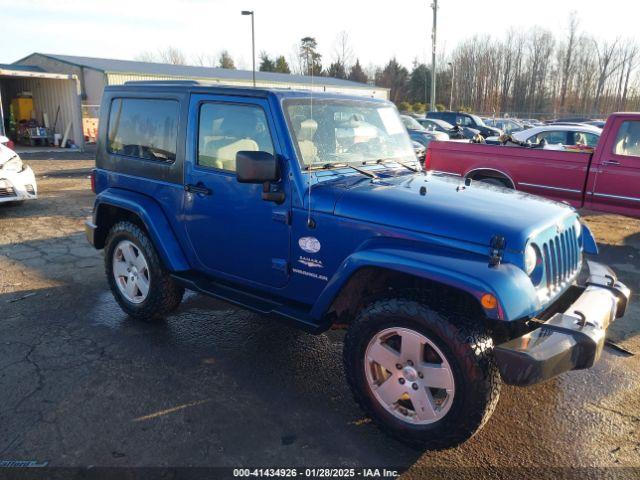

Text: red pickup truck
xmin=426 ymin=112 xmax=640 ymax=218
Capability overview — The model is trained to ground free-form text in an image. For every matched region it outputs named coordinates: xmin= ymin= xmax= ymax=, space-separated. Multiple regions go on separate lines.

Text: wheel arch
xmin=465 ymin=168 xmax=515 ymax=189
xmin=93 ymin=189 xmax=190 ymax=272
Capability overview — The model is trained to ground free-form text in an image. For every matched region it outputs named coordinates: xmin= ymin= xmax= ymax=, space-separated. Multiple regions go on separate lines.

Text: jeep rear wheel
xmin=343 ymin=298 xmax=501 ymax=449
xmin=105 ymin=221 xmax=184 ymax=321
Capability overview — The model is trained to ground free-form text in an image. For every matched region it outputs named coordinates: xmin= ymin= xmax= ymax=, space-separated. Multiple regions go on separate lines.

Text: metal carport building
xmin=0 ymin=64 xmax=84 ymax=150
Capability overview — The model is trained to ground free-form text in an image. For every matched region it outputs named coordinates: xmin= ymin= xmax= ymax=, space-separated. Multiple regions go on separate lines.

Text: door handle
xmin=185 ymin=183 xmax=212 ymax=196
xmin=602 ymin=160 xmax=621 ymax=166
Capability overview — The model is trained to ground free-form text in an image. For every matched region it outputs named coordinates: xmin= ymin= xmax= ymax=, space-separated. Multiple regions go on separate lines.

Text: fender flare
xmin=94 ymin=188 xmax=190 ymax=272
xmin=311 ymin=247 xmax=539 ymax=322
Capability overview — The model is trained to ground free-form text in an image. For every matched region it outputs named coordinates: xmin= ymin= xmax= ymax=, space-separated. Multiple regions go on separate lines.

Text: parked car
xmin=400 ymin=114 xmax=445 ymax=145
xmin=86 ymin=82 xmax=629 ymax=449
xmin=0 ymin=135 xmax=37 ymax=204
xmin=426 ymin=111 xmax=502 ymax=138
xmin=484 ymin=118 xmax=525 ymax=135
xmin=412 ymin=140 xmax=426 ymax=163
xmin=425 ymin=112 xmax=639 ymax=218
xmin=416 ymin=117 xmax=477 ymax=140
xmin=486 ymin=124 xmax=602 ymax=149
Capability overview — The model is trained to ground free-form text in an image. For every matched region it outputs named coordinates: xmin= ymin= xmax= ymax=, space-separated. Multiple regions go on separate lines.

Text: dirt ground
xmin=0 ymin=151 xmax=638 ymax=478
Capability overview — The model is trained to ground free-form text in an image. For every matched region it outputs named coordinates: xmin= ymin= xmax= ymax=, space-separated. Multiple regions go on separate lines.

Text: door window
xmin=529 ymin=130 xmax=568 ymax=145
xmin=198 ymin=103 xmax=274 ymax=172
xmin=613 ymin=121 xmax=640 ymax=157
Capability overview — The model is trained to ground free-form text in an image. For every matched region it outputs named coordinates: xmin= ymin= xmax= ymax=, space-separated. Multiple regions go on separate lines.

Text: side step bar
xmin=170 ymin=272 xmax=326 ymax=333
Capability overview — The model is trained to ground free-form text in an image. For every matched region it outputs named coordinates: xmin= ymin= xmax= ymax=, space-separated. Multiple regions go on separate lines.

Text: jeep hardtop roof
xmin=105 ymin=80 xmax=388 ymax=104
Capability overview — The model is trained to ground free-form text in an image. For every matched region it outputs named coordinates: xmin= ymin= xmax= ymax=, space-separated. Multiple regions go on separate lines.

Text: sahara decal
xmin=298 ymin=256 xmax=323 ymax=269
xmin=298 ymin=236 xmax=321 ymax=254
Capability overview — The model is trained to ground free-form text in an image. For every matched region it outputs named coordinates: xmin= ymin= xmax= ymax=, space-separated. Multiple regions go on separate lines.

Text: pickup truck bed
xmin=426 ymin=112 xmax=640 ymax=218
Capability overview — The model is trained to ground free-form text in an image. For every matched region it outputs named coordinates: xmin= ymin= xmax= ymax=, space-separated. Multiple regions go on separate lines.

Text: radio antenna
xmin=306 ymin=51 xmax=314 ymax=229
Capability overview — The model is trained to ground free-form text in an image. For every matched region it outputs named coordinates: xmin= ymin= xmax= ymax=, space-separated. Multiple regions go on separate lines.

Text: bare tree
xmin=157 ymin=47 xmax=187 ymax=65
xmin=332 ymin=31 xmax=354 ymax=71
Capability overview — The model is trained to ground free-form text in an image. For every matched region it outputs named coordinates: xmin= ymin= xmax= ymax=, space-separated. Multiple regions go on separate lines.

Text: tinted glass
xmin=198 ymin=103 xmax=274 ymax=172
xmin=533 ymin=130 xmax=568 ymax=145
xmin=614 ymin=121 xmax=640 ymax=157
xmin=108 ymin=98 xmax=178 ymax=162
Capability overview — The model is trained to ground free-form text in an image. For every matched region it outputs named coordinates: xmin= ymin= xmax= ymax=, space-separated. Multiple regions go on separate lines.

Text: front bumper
xmin=494 ymin=261 xmax=630 ymax=386
xmin=0 ymin=166 xmax=37 ymax=203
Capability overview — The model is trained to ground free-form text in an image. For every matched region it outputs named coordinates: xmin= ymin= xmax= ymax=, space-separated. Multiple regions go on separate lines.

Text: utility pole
xmin=241 ymin=10 xmax=256 ymax=87
xmin=430 ymin=0 xmax=438 ymax=111
xmin=448 ymin=61 xmax=455 ymax=111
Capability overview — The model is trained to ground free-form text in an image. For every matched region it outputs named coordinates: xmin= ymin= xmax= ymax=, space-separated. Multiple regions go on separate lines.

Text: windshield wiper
xmin=305 ymin=162 xmax=379 ymax=179
xmin=375 ymin=158 xmax=421 ymax=173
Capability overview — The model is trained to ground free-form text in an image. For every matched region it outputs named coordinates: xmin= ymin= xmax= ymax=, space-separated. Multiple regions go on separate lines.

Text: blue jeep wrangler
xmin=86 ymin=81 xmax=629 ymax=449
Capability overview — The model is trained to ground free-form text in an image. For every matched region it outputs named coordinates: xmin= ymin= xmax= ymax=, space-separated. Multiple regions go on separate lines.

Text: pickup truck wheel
xmin=105 ymin=221 xmax=184 ymax=321
xmin=343 ymin=298 xmax=501 ymax=449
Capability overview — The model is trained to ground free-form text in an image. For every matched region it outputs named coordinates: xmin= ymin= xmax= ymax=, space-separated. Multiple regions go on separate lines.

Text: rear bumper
xmin=494 ymin=261 xmax=630 ymax=386
xmin=85 ymin=217 xmax=97 ymax=247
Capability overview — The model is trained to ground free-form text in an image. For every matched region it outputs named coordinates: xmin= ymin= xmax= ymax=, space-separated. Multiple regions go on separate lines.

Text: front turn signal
xmin=481 ymin=293 xmax=498 ymax=310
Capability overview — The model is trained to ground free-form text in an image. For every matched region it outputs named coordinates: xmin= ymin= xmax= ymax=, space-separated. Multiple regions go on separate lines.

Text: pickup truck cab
xmin=86 ymin=82 xmax=629 ymax=449
xmin=426 ymin=113 xmax=640 ymax=218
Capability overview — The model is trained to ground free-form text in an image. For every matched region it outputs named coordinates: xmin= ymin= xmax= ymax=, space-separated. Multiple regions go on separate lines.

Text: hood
xmin=329 ymin=172 xmax=575 ymax=252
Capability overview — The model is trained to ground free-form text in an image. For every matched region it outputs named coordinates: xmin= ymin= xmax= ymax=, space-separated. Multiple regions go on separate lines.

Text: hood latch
xmin=489 ymin=235 xmax=506 ymax=267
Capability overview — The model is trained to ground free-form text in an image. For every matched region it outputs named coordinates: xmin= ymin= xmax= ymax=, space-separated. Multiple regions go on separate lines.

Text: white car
xmin=486 ymin=124 xmax=602 ymax=148
xmin=0 ymin=136 xmax=37 ymax=203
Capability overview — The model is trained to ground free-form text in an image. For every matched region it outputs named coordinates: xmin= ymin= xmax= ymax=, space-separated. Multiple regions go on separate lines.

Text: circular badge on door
xmin=298 ymin=236 xmax=321 ymax=254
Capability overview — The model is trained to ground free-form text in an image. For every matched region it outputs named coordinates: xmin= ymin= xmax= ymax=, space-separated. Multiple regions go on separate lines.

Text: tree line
xmin=136 ymin=14 xmax=640 ymax=118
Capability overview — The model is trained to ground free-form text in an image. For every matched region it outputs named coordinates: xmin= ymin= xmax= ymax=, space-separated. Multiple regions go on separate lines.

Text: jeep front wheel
xmin=343 ymin=298 xmax=501 ymax=449
xmin=105 ymin=221 xmax=184 ymax=321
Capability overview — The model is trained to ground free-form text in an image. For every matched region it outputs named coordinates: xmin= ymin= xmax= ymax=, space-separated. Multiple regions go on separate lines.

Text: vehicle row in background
xmin=0 ymin=135 xmax=38 ymax=204
xmin=425 ymin=112 xmax=639 ymax=218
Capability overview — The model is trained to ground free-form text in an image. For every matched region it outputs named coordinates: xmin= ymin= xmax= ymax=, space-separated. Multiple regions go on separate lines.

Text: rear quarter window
xmin=107 ymin=98 xmax=179 ymax=163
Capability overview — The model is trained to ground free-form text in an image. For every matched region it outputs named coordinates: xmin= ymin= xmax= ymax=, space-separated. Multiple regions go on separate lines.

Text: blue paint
xmin=90 ymin=85 xmax=595 ymax=330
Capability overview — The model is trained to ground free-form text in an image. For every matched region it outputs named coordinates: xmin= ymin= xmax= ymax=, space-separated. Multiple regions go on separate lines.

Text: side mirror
xmin=0 ymin=135 xmax=8 ymax=145
xmin=236 ymin=151 xmax=279 ymax=184
xmin=236 ymin=150 xmax=284 ymax=204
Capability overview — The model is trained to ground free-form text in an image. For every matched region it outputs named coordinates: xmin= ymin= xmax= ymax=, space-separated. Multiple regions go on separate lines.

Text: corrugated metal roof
xmin=0 ymin=63 xmax=45 ymax=72
xmin=24 ymin=53 xmax=370 ymax=89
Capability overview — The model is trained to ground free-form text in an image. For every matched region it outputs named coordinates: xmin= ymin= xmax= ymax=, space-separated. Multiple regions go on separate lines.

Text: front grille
xmin=0 ymin=187 xmax=16 ymax=198
xmin=542 ymin=226 xmax=581 ymax=293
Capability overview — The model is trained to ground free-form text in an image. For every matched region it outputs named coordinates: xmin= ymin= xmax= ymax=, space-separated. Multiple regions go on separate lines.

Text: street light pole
xmin=241 ymin=10 xmax=255 ymax=87
xmin=448 ymin=61 xmax=455 ymax=111
xmin=430 ymin=0 xmax=438 ymax=112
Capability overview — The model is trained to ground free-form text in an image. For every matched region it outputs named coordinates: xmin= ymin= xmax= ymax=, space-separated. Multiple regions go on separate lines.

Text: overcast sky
xmin=1 ymin=0 xmax=638 ymax=71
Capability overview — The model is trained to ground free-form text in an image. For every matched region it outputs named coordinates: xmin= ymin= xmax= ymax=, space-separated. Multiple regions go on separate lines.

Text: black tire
xmin=104 ymin=221 xmax=184 ymax=321
xmin=343 ymin=298 xmax=501 ymax=450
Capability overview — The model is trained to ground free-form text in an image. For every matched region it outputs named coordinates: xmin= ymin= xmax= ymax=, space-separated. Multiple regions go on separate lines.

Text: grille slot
xmin=0 ymin=187 xmax=16 ymax=198
xmin=541 ymin=227 xmax=580 ymax=293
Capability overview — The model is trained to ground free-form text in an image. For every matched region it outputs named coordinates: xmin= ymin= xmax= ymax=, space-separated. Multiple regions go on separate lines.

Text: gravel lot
xmin=0 ymin=150 xmax=638 ymax=478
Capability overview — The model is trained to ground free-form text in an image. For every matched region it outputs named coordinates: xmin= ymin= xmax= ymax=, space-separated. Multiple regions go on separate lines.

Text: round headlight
xmin=573 ymin=218 xmax=582 ymax=238
xmin=524 ymin=244 xmax=538 ymax=276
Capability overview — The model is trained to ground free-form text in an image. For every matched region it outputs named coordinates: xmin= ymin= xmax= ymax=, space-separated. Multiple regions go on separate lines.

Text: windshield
xmin=400 ymin=115 xmax=425 ymax=131
xmin=284 ymin=99 xmax=416 ymax=167
xmin=470 ymin=114 xmax=485 ymax=126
